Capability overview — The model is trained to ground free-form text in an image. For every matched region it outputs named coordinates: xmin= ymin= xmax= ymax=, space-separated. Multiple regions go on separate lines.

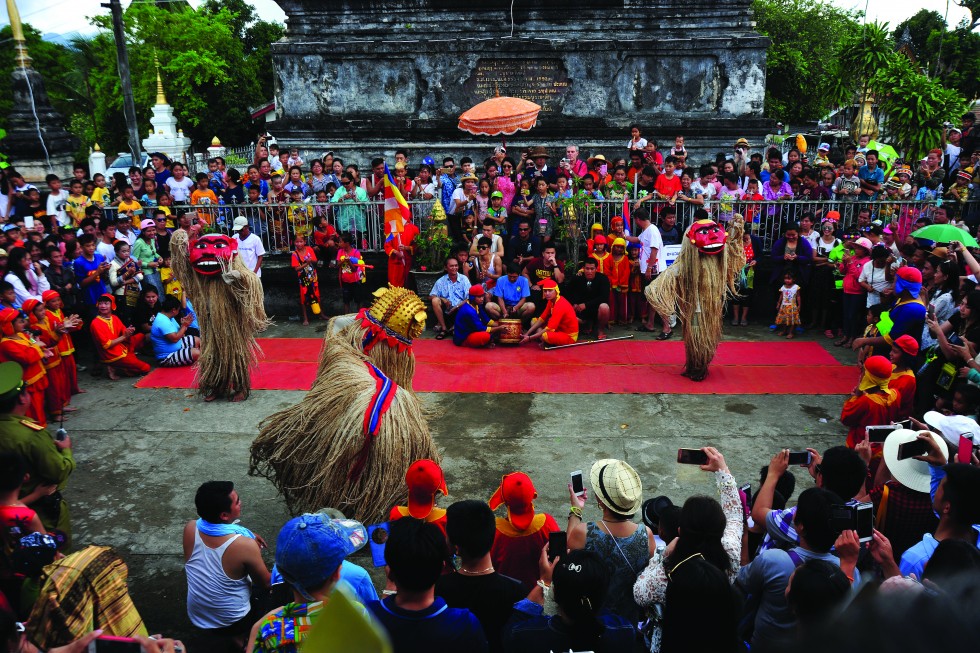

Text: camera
xmin=830 ymin=502 xmax=873 ymax=542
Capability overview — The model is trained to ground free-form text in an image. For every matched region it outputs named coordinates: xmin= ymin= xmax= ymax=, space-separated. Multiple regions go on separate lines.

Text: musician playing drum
xmin=485 ymin=262 xmax=536 ymax=325
xmin=453 ymin=285 xmax=508 ymax=347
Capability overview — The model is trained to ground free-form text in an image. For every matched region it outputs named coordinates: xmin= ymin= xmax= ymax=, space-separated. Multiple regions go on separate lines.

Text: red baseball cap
xmin=594 ymin=234 xmax=607 ymax=245
xmin=469 ymin=285 xmax=485 ymax=297
xmin=488 ymin=472 xmax=537 ymax=530
xmin=41 ymin=290 xmax=60 ymax=302
xmin=405 ymin=459 xmax=448 ymax=519
xmin=539 ymin=279 xmax=558 ymax=290
xmin=894 ymin=334 xmax=919 ymax=356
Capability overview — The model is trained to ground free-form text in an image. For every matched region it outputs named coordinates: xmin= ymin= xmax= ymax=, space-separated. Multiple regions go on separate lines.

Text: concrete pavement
xmin=61 ymin=321 xmax=855 ymax=644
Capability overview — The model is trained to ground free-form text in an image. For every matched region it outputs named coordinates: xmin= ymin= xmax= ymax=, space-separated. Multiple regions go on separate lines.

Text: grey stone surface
xmin=270 ymin=1 xmax=770 ymax=165
xmin=60 ymin=321 xmax=853 ymax=646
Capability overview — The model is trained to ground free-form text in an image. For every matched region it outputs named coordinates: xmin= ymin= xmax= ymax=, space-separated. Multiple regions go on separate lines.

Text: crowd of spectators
xmin=1 ymin=119 xmax=980 ymax=651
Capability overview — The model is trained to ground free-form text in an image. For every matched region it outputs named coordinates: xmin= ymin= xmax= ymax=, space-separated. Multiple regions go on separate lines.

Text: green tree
xmin=895 ymin=9 xmax=980 ymax=102
xmin=0 ymin=2 xmax=283 ymax=158
xmin=751 ymin=0 xmax=862 ymax=122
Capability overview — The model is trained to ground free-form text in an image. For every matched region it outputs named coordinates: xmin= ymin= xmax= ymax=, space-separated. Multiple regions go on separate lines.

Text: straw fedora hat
xmin=882 ymin=429 xmax=948 ymax=494
xmin=527 ymin=146 xmax=550 ymax=159
xmin=587 ymin=154 xmax=608 ymax=167
xmin=590 ymin=459 xmax=642 ymax=516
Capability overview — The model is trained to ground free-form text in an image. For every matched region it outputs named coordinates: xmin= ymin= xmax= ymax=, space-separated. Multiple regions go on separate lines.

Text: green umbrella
xmin=911 ymin=224 xmax=979 ymax=248
xmin=866 ymin=141 xmax=899 ymax=176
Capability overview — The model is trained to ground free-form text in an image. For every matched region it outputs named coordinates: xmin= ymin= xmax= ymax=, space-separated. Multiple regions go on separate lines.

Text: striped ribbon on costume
xmin=349 ymin=362 xmax=398 ymax=481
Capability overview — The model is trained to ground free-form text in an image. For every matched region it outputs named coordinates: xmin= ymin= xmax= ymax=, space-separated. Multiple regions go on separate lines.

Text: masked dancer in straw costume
xmin=169 ymin=230 xmax=269 ymax=401
xmin=250 ymin=285 xmax=438 ymax=523
xmin=645 ymin=215 xmax=745 ymax=381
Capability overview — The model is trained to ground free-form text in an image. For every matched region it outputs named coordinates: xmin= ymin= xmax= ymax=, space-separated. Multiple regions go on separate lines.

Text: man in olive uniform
xmin=0 ymin=361 xmax=75 ymax=546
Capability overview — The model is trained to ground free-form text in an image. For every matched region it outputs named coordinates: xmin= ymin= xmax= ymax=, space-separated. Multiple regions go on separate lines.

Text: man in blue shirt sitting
xmin=858 ymin=149 xmax=885 ymax=201
xmin=486 ymin=262 xmax=535 ymax=324
xmin=368 ymin=518 xmax=488 ymax=653
xmin=150 ymin=294 xmax=200 ymax=367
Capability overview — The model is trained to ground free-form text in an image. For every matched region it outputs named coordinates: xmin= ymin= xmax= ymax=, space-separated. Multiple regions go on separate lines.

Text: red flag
xmin=622 ymin=194 xmax=631 ymax=231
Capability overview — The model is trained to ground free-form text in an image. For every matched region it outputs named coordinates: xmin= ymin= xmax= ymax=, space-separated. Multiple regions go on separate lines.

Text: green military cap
xmin=0 ymin=361 xmax=24 ymax=402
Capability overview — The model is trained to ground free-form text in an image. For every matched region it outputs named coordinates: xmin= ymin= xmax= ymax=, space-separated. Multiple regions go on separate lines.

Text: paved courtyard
xmin=62 ymin=321 xmax=855 ymax=643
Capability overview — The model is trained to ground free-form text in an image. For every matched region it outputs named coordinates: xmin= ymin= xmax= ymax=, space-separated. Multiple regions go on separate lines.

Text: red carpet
xmin=136 ymin=338 xmax=852 ymax=395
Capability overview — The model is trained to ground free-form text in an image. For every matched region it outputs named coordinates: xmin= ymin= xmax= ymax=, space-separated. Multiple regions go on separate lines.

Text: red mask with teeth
xmin=189 ymin=234 xmax=238 ymax=275
xmin=686 ymin=219 xmax=728 ymax=255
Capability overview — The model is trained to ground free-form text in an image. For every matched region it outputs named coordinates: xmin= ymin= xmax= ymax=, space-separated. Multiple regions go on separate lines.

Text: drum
xmin=499 ymin=319 xmax=522 ymax=345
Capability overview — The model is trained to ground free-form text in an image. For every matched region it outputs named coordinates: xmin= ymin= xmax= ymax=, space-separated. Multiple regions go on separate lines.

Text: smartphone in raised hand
xmin=548 ymin=531 xmax=567 ymax=561
xmin=677 ymin=448 xmax=709 ymax=465
xmin=570 ymin=470 xmax=585 ymax=496
xmin=786 ymin=451 xmax=813 ymax=466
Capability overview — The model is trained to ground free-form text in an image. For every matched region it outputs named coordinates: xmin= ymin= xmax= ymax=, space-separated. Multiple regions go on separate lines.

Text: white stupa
xmin=141 ymin=63 xmax=191 ymax=161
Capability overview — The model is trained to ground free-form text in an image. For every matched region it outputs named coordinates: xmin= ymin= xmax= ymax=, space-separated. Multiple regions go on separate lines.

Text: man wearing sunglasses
xmin=439 ymin=157 xmax=460 ymax=215
xmin=507 ymin=220 xmax=541 ymax=269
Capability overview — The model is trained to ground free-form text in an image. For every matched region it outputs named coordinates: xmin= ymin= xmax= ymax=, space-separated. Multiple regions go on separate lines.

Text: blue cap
xmin=275 ymin=514 xmax=367 ymax=596
xmin=422 ymin=156 xmax=435 ymax=166
xmin=2 ymin=224 xmax=20 ymax=232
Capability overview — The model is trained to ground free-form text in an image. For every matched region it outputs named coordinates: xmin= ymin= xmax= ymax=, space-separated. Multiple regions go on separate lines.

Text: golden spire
xmin=155 ymin=56 xmax=167 ymax=105
xmin=211 ymin=136 xmax=221 ymax=146
xmin=93 ymin=142 xmax=101 ymax=152
xmin=6 ymin=0 xmax=32 ymax=68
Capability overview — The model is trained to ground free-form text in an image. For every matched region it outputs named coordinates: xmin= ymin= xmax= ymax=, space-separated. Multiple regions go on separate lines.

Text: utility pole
xmin=102 ymin=0 xmax=142 ymax=162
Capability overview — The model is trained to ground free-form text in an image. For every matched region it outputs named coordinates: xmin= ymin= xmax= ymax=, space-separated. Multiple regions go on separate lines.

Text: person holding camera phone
xmin=895 ymin=431 xmax=980 ymax=579
xmin=567 ymin=458 xmax=653 ymax=625
xmin=736 ymin=487 xmax=860 ymax=648
xmin=750 ymin=446 xmax=868 ymax=555
xmin=634 ymin=448 xmax=742 ymax=620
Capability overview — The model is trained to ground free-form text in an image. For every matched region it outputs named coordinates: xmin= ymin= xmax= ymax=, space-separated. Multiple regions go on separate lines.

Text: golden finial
xmin=6 ymin=0 xmax=32 ymax=68
xmin=211 ymin=136 xmax=221 ymax=147
xmin=93 ymin=143 xmax=101 ymax=152
xmin=155 ymin=56 xmax=167 ymax=105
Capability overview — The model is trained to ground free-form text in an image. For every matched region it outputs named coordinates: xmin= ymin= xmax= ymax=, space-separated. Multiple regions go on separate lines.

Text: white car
xmin=105 ymin=152 xmax=150 ymax=180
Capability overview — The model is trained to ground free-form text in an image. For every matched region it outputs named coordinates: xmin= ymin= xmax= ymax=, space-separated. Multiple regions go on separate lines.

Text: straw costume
xmin=169 ymin=230 xmax=269 ymax=401
xmin=645 ymin=215 xmax=745 ymax=381
xmin=250 ymin=286 xmax=437 ymax=523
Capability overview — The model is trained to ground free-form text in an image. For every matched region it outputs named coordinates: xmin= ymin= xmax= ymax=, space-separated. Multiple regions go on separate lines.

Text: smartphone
xmin=897 ymin=438 xmax=931 ymax=460
xmin=677 ymin=448 xmax=709 ymax=465
xmin=548 ymin=531 xmax=567 ymax=561
xmin=830 ymin=504 xmax=855 ymax=534
xmin=958 ymin=434 xmax=974 ymax=464
xmin=88 ymin=636 xmax=144 ymax=653
xmin=866 ymin=424 xmax=899 ymax=444
xmin=570 ymin=470 xmax=585 ymax=496
xmin=855 ymin=502 xmax=874 ymax=543
xmin=787 ymin=451 xmax=813 ymax=466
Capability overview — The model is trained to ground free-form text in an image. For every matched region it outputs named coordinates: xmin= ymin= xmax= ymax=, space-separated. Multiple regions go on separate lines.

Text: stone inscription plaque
xmin=465 ymin=58 xmax=570 ymax=112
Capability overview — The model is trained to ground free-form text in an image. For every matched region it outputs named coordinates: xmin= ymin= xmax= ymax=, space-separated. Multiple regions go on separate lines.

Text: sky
xmin=0 ymin=0 xmax=973 ymax=39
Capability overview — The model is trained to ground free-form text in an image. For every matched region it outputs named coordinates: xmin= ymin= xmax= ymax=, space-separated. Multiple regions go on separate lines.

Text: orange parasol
xmin=458 ymin=96 xmax=541 ymax=138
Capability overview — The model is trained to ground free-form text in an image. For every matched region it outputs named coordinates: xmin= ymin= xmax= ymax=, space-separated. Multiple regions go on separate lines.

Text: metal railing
xmin=102 ymin=198 xmax=979 ymax=256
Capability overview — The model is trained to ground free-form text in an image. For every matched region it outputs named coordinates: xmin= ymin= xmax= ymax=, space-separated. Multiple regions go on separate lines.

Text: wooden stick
xmin=545 ymin=334 xmax=634 ymax=350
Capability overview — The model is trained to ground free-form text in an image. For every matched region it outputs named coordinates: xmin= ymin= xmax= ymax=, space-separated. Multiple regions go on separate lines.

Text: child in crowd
xmin=140 ymin=179 xmax=159 ymax=208
xmin=312 ymin=215 xmax=338 ymax=267
xmin=90 ymin=173 xmax=110 ymax=208
xmin=206 ymin=158 xmax=226 ymax=195
xmin=45 ymin=175 xmax=69 ymax=229
xmin=337 ymin=232 xmax=364 ymax=314
xmin=775 ymin=271 xmax=801 ymax=339
xmin=832 ymin=160 xmax=861 ymax=201
xmin=486 ymin=191 xmax=508 ymax=234
xmin=291 ymin=233 xmax=320 ymax=326
xmin=287 ymin=186 xmax=314 ymax=241
xmin=857 ymin=304 xmax=886 ymax=367
xmin=608 ymin=237 xmax=631 ymax=324
xmin=627 ymin=246 xmax=642 ymax=324
xmin=116 ymin=185 xmax=143 ymax=220
xmin=165 ymin=162 xmax=195 ymax=203
xmin=717 ymin=172 xmax=744 ymax=222
xmin=190 ymin=173 xmax=218 ymax=226
xmin=65 ymin=180 xmax=91 ymax=228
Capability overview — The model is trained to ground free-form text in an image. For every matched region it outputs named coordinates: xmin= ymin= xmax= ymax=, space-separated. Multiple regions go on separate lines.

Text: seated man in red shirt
xmin=521 ymin=279 xmax=578 ymax=347
xmin=89 ymin=294 xmax=149 ymax=379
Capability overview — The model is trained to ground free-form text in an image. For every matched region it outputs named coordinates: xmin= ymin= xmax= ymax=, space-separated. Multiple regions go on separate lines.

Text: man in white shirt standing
xmin=628 ymin=208 xmax=670 ymax=337
xmin=232 ymin=216 xmax=266 ymax=277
